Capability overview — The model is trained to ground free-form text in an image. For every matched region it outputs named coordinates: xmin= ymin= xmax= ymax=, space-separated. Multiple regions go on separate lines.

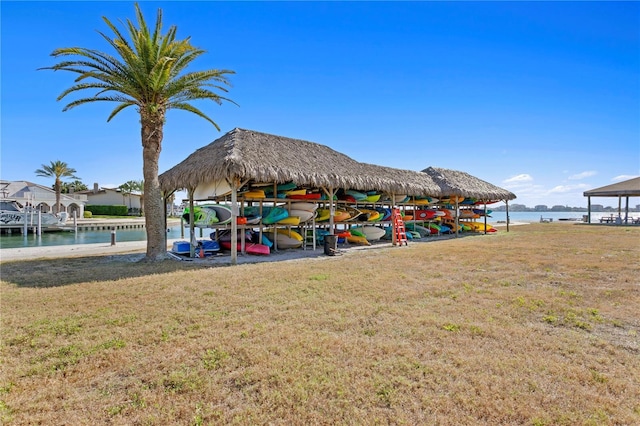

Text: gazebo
xmin=583 ymin=177 xmax=640 ymax=224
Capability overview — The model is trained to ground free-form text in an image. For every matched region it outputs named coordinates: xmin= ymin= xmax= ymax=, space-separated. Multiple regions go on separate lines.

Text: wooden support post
xmin=189 ymin=190 xmax=196 ymax=258
xmin=230 ymin=178 xmax=238 ymax=265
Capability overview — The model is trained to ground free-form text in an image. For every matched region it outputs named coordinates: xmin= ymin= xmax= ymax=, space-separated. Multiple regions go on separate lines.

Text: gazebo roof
xmin=159 ymin=128 xmax=442 ymax=196
xmin=583 ymin=177 xmax=640 ymax=198
xmin=159 ymin=128 xmax=513 ymax=200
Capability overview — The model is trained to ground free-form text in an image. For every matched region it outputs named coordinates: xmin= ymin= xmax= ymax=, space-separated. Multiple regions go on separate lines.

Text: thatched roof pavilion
xmin=160 ymin=128 xmax=443 ymax=196
xmin=159 ymin=128 xmax=517 ymax=262
xmin=421 ymin=167 xmax=516 ymax=201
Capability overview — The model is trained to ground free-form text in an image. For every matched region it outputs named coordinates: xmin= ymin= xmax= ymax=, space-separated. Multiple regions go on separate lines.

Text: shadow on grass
xmin=0 ymin=254 xmax=214 ymax=288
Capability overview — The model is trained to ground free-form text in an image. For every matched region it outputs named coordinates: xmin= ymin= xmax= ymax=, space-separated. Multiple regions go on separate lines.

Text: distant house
xmin=0 ymin=179 xmax=87 ymax=218
xmin=80 ymin=183 xmax=142 ymax=213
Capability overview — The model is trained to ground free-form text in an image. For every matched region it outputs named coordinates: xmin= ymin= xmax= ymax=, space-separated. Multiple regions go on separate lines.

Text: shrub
xmin=85 ymin=205 xmax=128 ymax=216
xmin=83 ymin=211 xmax=93 ymax=218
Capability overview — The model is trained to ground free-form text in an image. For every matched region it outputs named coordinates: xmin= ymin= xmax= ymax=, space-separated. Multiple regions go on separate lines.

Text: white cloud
xmin=503 ymin=174 xmax=533 ymax=184
xmin=547 ymin=183 xmax=590 ymax=194
xmin=612 ymin=174 xmax=639 ymax=182
xmin=568 ymin=171 xmax=596 ymax=180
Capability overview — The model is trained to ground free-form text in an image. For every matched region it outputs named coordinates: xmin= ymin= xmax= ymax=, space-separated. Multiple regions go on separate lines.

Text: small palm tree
xmin=131 ymin=180 xmax=144 ymax=216
xmin=118 ymin=181 xmax=135 ymax=211
xmin=41 ymin=3 xmax=235 ymax=261
xmin=119 ymin=180 xmax=144 ymax=214
xmin=35 ymin=160 xmax=79 ymax=214
xmin=60 ymin=180 xmax=88 ymax=194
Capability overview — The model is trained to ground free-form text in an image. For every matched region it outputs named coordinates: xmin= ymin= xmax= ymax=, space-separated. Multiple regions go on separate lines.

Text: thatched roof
xmin=159 ymin=128 xmax=512 ymax=200
xmin=583 ymin=177 xmax=640 ymax=197
xmin=357 ymin=163 xmax=443 ymax=197
xmin=421 ymin=167 xmax=516 ymax=201
xmin=160 ymin=128 xmax=441 ymax=196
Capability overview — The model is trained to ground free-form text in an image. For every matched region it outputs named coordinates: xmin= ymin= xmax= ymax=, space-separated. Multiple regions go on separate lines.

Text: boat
xmin=277 ymin=216 xmax=301 ymax=226
xmin=263 ymin=229 xmax=303 ymax=249
xmin=410 ymin=197 xmax=431 ymax=205
xmin=412 ymin=210 xmax=437 ymax=220
xmin=472 ymin=208 xmax=492 ymax=216
xmin=192 ymin=179 xmax=233 ymax=200
xmin=182 ymin=205 xmax=218 ymax=227
xmin=358 ymin=208 xmax=381 ymax=222
xmin=289 ymin=202 xmax=318 ymax=212
xmin=405 ymin=223 xmax=431 ymax=237
xmin=242 ymin=189 xmax=266 ymax=199
xmin=333 ymin=209 xmax=351 ymax=222
xmin=364 ymin=193 xmax=381 ymax=203
xmin=465 ymin=222 xmax=497 ymax=233
xmin=288 ymin=209 xmax=315 ymax=222
xmin=284 ymin=189 xmax=307 ymax=197
xmin=346 ymin=190 xmax=368 ymax=201
xmin=346 ymin=232 xmax=370 ymax=245
xmin=315 ymin=209 xmax=331 ymax=222
xmin=244 ymin=215 xmax=262 ymax=225
xmin=0 ymin=199 xmax=68 ymax=230
xmin=263 ymin=181 xmax=297 ymax=195
xmin=459 ymin=210 xmax=480 ymax=219
xmin=288 ymin=192 xmax=322 ymax=200
xmin=262 ymin=206 xmax=289 ymax=224
xmin=220 ymin=241 xmax=271 ymax=255
xmin=350 ymin=225 xmax=386 ymax=241
xmin=375 ymin=207 xmax=392 ymax=221
xmin=182 ymin=204 xmax=232 ymax=227
xmin=344 ymin=206 xmax=362 ymax=221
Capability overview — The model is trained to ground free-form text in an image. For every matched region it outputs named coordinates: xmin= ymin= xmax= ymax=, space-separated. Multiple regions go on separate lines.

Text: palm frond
xmin=170 ymin=103 xmax=220 ymax=130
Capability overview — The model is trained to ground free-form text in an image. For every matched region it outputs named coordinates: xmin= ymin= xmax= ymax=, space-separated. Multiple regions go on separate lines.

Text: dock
xmin=57 ymin=218 xmax=181 ymax=232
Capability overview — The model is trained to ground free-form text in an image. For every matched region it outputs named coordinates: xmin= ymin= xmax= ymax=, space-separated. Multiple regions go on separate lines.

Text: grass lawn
xmin=1 ymin=223 xmax=639 ymax=425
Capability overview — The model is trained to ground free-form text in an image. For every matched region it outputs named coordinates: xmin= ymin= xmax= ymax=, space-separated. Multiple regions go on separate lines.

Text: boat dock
xmin=57 ymin=217 xmax=182 ymax=231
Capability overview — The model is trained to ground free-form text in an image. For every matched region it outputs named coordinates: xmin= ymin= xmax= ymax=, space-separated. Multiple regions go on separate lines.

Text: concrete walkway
xmin=0 ymin=238 xmax=185 ymax=262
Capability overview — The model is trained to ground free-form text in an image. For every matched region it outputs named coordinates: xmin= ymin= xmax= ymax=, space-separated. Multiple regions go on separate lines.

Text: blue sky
xmin=2 ymin=1 xmax=639 ymax=208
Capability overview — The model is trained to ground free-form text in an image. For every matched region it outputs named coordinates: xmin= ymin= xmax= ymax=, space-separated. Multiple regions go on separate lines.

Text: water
xmin=0 ymin=226 xmax=199 ymax=249
xmin=486 ymin=211 xmax=635 ymax=224
xmin=1 ymin=211 xmax=635 ymax=249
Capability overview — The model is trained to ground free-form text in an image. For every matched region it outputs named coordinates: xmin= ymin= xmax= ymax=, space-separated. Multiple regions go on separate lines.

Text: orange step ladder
xmin=392 ymin=208 xmax=408 ymax=246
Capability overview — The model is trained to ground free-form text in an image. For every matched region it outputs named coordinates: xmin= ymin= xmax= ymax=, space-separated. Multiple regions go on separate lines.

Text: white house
xmin=80 ymin=183 xmax=142 ymax=213
xmin=0 ymin=180 xmax=87 ymax=218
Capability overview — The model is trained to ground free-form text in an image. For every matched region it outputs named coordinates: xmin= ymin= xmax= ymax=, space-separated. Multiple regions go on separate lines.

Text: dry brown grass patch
xmin=1 ymin=223 xmax=639 ymax=424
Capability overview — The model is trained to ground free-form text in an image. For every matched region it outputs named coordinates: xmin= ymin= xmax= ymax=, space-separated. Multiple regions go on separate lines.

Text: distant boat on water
xmin=0 ymin=199 xmax=68 ymax=231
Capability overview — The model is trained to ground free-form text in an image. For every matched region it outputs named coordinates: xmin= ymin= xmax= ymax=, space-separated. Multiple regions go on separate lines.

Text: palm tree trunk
xmin=55 ymin=178 xmax=62 ymax=215
xmin=141 ymin=112 xmax=167 ymax=261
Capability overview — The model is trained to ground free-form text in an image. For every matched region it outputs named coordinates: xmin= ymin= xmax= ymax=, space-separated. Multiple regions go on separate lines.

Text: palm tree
xmin=60 ymin=180 xmax=88 ymax=194
xmin=41 ymin=3 xmax=235 ymax=261
xmin=119 ymin=180 xmax=144 ymax=215
xmin=131 ymin=180 xmax=144 ymax=216
xmin=35 ymin=160 xmax=79 ymax=214
xmin=118 ymin=181 xmax=135 ymax=212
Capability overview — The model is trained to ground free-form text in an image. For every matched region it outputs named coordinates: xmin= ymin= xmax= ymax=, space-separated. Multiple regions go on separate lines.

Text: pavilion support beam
xmin=455 ymin=198 xmax=460 ymax=237
xmin=321 ymin=186 xmax=335 ymax=234
xmin=188 ymin=189 xmax=196 ymax=258
xmin=506 ymin=201 xmax=510 ymax=232
xmin=625 ymin=196 xmax=630 ymax=224
xmin=230 ymin=178 xmax=239 ymax=265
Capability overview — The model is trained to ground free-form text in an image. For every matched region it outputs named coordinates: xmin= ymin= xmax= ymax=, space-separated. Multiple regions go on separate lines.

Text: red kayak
xmin=413 ymin=210 xmax=437 ymax=220
xmin=289 ymin=192 xmax=322 ymax=200
xmin=220 ymin=241 xmax=270 ymax=255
